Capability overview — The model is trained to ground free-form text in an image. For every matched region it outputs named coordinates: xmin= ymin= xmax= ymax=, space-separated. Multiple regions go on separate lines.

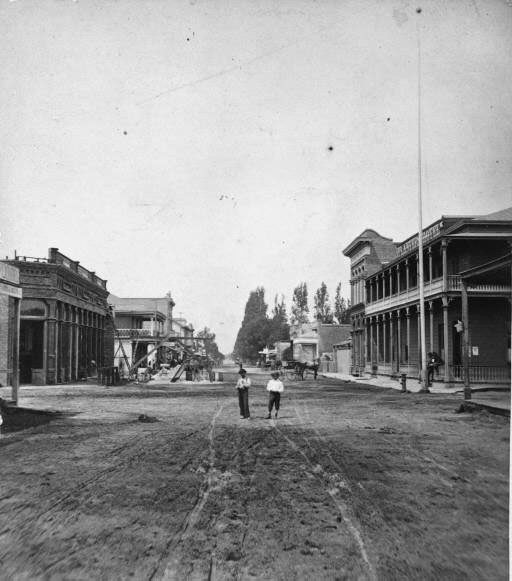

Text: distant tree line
xmin=232 ymin=282 xmax=350 ymax=363
xmin=232 ymin=288 xmax=290 ymax=363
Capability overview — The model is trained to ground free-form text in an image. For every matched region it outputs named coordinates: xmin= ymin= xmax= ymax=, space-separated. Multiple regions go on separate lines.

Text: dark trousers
xmin=238 ymin=388 xmax=250 ymax=417
xmin=268 ymin=391 xmax=281 ymax=412
xmin=427 ymin=366 xmax=435 ymax=385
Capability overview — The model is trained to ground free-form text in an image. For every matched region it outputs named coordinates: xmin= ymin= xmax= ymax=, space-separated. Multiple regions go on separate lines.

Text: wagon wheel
xmin=285 ymin=369 xmax=298 ymax=381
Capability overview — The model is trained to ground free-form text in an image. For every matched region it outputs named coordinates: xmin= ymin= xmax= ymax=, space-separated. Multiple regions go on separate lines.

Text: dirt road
xmin=0 ymin=373 xmax=508 ymax=580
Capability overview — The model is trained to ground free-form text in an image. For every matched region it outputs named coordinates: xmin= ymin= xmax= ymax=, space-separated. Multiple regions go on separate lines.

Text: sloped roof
xmin=475 ymin=206 xmax=512 ymax=221
xmin=372 ymin=239 xmax=398 ymax=263
xmin=108 ymin=294 xmax=169 ymax=315
xmin=443 ymin=205 xmax=512 ymax=238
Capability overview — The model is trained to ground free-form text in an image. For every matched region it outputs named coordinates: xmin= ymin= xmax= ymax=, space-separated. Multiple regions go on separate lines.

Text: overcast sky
xmin=2 ymin=0 xmax=511 ymax=352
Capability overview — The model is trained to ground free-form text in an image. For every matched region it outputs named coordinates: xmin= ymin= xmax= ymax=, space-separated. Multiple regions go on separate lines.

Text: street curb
xmin=457 ymin=401 xmax=510 ymax=418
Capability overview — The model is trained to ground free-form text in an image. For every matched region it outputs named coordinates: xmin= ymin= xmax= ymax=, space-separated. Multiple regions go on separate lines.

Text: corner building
xmin=1 ymin=248 xmax=113 ymax=385
xmin=343 ymin=208 xmax=512 ymax=386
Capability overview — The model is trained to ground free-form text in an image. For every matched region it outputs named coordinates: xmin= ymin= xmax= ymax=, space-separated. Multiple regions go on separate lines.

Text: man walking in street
xmin=266 ymin=371 xmax=284 ymax=419
xmin=236 ymin=368 xmax=251 ymax=419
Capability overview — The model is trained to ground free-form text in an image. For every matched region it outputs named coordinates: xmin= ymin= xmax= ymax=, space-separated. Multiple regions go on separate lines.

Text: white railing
xmin=14 ymin=255 xmax=49 ymax=264
xmin=449 ymin=365 xmax=511 ymax=383
xmin=363 ymin=363 xmax=510 ymax=384
xmin=117 ymin=328 xmax=162 ymax=338
xmin=447 ymin=275 xmax=461 ymax=290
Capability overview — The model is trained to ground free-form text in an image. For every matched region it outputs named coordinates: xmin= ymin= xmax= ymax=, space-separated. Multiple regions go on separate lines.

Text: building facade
xmin=1 ymin=248 xmax=112 ymax=385
xmin=343 ymin=208 xmax=512 ymax=385
xmin=108 ymin=293 xmax=176 ymax=374
xmin=290 ymin=322 xmax=352 ymax=367
xmin=0 ymin=262 xmax=22 ymax=399
xmin=171 ymin=318 xmax=195 ymax=348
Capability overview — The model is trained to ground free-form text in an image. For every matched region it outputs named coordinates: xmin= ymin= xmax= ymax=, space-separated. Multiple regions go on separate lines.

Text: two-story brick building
xmin=343 ymin=208 xmax=512 ymax=386
xmin=1 ymin=249 xmax=113 ymax=385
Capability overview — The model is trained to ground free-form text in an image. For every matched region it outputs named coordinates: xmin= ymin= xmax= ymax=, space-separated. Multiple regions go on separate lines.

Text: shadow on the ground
xmin=0 ymin=400 xmax=74 ymax=433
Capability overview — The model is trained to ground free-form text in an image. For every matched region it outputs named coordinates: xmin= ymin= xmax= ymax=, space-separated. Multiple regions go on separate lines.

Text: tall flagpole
xmin=416 ymin=7 xmax=429 ymax=392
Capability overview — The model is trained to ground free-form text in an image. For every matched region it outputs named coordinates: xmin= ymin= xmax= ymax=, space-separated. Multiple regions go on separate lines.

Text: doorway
xmin=19 ymin=320 xmax=44 ymax=384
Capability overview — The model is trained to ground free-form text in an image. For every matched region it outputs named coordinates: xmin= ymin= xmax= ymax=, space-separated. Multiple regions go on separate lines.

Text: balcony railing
xmin=366 ymin=278 xmax=443 ymax=314
xmin=116 ymin=328 xmax=163 ymax=339
xmin=448 ymin=275 xmax=510 ymax=293
xmin=115 ymin=330 xmax=198 ymax=345
xmin=366 ymin=275 xmax=511 ymax=314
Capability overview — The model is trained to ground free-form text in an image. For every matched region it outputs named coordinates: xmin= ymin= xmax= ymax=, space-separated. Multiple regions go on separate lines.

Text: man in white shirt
xmin=236 ymin=368 xmax=251 ymax=419
xmin=266 ymin=371 xmax=284 ymax=419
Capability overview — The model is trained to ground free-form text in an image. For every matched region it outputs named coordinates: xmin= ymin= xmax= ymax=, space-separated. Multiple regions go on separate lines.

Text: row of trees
xmin=233 ymin=283 xmax=350 ymax=362
xmin=291 ymin=281 xmax=351 ymax=325
xmin=232 ymin=288 xmax=290 ymax=363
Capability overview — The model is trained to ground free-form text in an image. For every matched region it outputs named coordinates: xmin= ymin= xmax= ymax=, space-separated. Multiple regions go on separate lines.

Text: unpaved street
xmin=0 ymin=373 xmax=509 ymax=580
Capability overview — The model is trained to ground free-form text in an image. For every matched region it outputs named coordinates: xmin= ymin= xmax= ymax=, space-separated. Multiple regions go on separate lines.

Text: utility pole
xmin=416 ymin=6 xmax=429 ymax=393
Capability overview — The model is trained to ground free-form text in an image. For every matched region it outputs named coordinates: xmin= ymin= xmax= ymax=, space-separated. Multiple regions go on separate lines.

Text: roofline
xmin=342 ymin=230 xmax=394 ymax=256
xmin=444 ymin=219 xmax=512 ymax=236
xmin=4 ymin=258 xmax=109 ymax=295
xmin=109 ymin=297 xmax=173 ymax=302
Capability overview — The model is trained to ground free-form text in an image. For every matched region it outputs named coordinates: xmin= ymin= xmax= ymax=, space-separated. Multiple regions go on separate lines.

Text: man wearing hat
xmin=266 ymin=371 xmax=284 ymax=419
xmin=236 ymin=368 xmax=251 ymax=419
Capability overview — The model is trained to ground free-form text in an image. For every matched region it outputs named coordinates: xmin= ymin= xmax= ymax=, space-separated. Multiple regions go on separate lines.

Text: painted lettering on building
xmin=396 ymin=220 xmax=443 ymax=257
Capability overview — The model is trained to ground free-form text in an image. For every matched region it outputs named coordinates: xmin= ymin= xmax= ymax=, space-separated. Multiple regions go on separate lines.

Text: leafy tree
xmin=268 ymin=294 xmax=290 ymax=345
xmin=314 ymin=282 xmax=334 ymax=323
xmin=334 ymin=283 xmax=351 ymax=324
xmin=233 ymin=287 xmax=270 ymax=363
xmin=290 ymin=282 xmax=309 ymax=326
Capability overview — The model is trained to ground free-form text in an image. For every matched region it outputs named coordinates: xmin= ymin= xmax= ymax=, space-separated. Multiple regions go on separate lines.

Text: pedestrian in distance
xmin=266 ymin=371 xmax=284 ymax=419
xmin=426 ymin=352 xmax=443 ymax=386
xmin=236 ymin=368 xmax=251 ymax=419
